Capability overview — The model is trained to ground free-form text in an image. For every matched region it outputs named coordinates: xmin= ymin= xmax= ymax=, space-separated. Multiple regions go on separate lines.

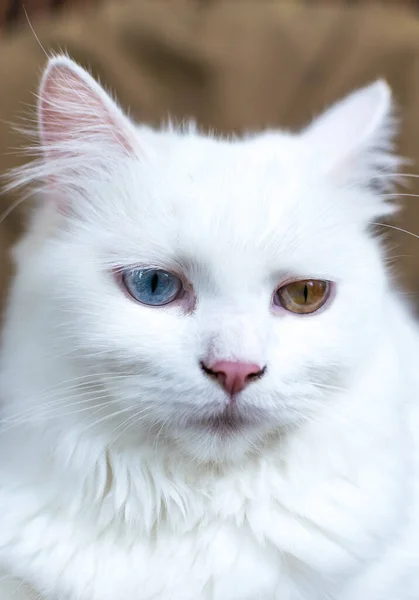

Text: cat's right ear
xmin=7 ymin=54 xmax=148 ymax=205
xmin=38 ymin=55 xmax=138 ymax=161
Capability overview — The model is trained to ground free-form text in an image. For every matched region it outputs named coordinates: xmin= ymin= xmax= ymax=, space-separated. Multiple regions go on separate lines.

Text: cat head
xmin=6 ymin=56 xmax=401 ymax=463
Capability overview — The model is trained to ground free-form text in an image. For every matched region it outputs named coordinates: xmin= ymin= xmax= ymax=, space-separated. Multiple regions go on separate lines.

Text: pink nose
xmin=202 ymin=360 xmax=265 ymax=395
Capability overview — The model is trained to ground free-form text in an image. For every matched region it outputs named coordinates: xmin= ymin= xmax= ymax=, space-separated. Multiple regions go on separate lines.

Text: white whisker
xmin=373 ymin=222 xmax=419 ymax=241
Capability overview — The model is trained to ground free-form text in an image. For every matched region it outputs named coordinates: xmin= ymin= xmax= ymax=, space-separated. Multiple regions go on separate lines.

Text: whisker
xmin=0 ymin=399 xmax=114 ymax=434
xmin=153 ymin=415 xmax=173 ymax=453
xmin=77 ymin=405 xmax=139 ymax=436
xmin=23 ymin=7 xmax=49 ymax=59
xmin=373 ymin=222 xmax=419 ymax=241
xmin=2 ymin=389 xmax=112 ymax=423
xmin=108 ymin=407 xmax=156 ymax=448
xmin=381 ymin=193 xmax=419 ymax=199
xmin=374 ymin=172 xmax=419 ymax=180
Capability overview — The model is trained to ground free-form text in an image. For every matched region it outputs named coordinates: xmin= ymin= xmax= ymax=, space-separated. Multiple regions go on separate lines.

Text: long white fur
xmin=0 ymin=55 xmax=418 ymax=600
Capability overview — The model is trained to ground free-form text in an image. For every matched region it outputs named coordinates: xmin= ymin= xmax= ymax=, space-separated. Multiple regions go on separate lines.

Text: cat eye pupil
xmin=151 ymin=273 xmax=159 ymax=294
xmin=303 ymin=284 xmax=308 ymax=303
xmin=122 ymin=268 xmax=183 ymax=307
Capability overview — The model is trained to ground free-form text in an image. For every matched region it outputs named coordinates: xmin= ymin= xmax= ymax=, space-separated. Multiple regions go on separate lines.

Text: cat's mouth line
xmin=184 ymin=405 xmax=265 ymax=434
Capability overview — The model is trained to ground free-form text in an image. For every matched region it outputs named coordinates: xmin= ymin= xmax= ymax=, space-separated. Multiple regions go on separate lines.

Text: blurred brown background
xmin=1 ymin=0 xmax=419 ymax=314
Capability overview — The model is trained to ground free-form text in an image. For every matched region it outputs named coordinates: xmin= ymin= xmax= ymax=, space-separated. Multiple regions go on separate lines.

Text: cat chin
xmin=173 ymin=426 xmax=281 ymax=464
xmin=165 ymin=413 xmax=282 ymax=464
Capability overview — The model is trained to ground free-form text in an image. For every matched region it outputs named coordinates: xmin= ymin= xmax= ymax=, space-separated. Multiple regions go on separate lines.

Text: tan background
xmin=1 ymin=0 xmax=419 ymax=313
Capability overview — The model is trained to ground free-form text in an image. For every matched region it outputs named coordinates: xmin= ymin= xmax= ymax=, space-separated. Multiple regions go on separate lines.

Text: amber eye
xmin=275 ymin=280 xmax=331 ymax=314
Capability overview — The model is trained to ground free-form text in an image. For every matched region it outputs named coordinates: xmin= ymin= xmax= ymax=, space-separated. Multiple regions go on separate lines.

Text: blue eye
xmin=122 ymin=269 xmax=183 ymax=306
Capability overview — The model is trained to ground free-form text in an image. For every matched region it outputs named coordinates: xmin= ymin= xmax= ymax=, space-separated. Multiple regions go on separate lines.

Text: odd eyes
xmin=120 ymin=268 xmax=331 ymax=315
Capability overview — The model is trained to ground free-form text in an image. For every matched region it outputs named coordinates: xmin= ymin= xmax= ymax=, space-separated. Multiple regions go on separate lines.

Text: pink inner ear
xmin=39 ymin=62 xmax=135 ymax=156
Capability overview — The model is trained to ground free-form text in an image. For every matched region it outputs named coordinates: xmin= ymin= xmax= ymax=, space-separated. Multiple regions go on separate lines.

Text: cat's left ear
xmin=302 ymin=81 xmax=400 ymax=192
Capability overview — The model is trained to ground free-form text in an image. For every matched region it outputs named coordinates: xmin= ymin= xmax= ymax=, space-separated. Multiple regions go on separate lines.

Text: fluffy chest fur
xmin=0 ymin=432 xmax=411 ymax=600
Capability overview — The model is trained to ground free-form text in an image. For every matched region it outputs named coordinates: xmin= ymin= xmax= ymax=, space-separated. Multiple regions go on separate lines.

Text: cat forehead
xmin=134 ymin=129 xmax=313 ymax=220
xmin=135 ymin=129 xmax=343 ymax=235
xmin=147 ymin=128 xmax=301 ymax=179
xmin=95 ymin=130 xmax=357 ymax=275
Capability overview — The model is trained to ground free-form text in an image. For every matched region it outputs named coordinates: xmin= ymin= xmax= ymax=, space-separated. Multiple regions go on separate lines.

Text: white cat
xmin=0 ymin=55 xmax=418 ymax=600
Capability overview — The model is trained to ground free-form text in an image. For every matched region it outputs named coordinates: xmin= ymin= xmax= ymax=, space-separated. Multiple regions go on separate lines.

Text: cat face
xmin=8 ymin=57 xmax=400 ymax=463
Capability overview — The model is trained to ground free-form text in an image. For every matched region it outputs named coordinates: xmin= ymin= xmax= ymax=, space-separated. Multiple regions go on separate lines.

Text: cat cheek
xmin=175 ymin=288 xmax=196 ymax=313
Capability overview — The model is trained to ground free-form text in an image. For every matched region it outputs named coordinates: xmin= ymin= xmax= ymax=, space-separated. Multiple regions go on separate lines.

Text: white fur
xmin=0 ymin=56 xmax=418 ymax=599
